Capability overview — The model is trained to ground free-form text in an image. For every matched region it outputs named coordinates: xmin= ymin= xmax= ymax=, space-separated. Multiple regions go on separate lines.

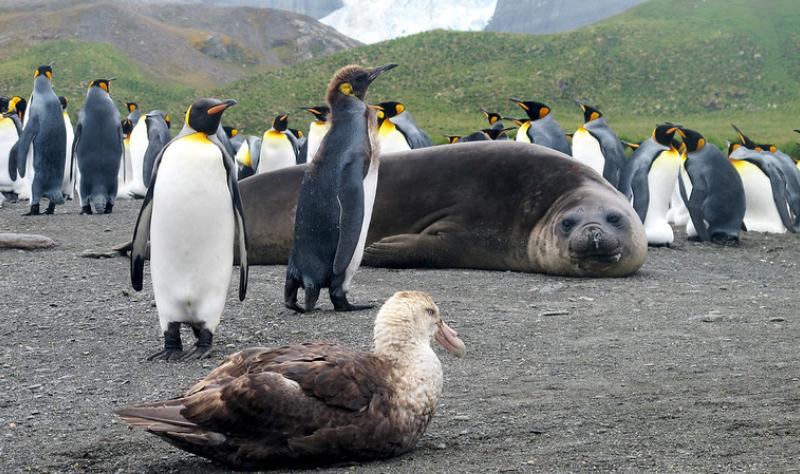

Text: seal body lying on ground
xmin=240 ymin=141 xmax=647 ymax=277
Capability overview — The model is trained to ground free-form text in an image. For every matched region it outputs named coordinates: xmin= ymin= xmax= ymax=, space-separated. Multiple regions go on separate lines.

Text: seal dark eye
xmin=561 ymin=218 xmax=576 ymax=233
xmin=606 ymin=213 xmax=622 ymax=226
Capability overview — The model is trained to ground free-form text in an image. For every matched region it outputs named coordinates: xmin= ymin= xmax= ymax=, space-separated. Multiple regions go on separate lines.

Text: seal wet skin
xmin=239 ymin=141 xmax=647 ymax=277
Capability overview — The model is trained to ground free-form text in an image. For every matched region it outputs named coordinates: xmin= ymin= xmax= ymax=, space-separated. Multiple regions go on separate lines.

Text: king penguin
xmin=285 ymin=63 xmax=397 ymax=313
xmin=677 ymin=127 xmax=745 ymax=244
xmin=480 ymin=108 xmax=510 ymax=140
xmin=223 ymin=125 xmax=244 ymax=153
xmin=300 ymin=105 xmax=330 ymax=163
xmin=732 ymin=124 xmax=800 ymax=232
xmin=258 ymin=114 xmax=297 ymax=173
xmin=131 ymin=98 xmax=248 ymax=361
xmin=0 ymin=96 xmax=25 ymax=193
xmin=73 ymin=79 xmax=123 ymax=214
xmin=125 ymin=102 xmax=141 ymax=124
xmin=58 ymin=96 xmax=76 ymax=200
xmin=508 ymin=98 xmax=571 ymax=155
xmin=571 ymin=103 xmax=627 ymax=189
xmin=620 ymin=124 xmax=684 ymax=245
xmin=116 ymin=118 xmax=134 ymax=199
xmin=141 ymin=111 xmax=171 ymax=191
xmin=14 ymin=65 xmax=67 ymax=215
xmin=127 ymin=108 xmax=150 ymax=198
xmin=375 ymin=100 xmax=432 ymax=154
xmin=728 ymin=142 xmax=793 ymax=234
xmin=234 ymin=135 xmax=262 ymax=180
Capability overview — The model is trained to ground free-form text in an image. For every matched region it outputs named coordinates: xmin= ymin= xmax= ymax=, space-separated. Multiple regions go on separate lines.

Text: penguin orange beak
xmin=208 ymin=99 xmax=237 ymax=115
xmin=367 ymin=63 xmax=398 ymax=83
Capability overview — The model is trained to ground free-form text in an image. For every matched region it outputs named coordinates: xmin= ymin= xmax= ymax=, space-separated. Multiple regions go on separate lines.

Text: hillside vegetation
xmin=216 ymin=0 xmax=800 ymax=151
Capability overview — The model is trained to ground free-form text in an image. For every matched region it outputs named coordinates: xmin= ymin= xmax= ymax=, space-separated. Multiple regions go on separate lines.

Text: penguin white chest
xmin=259 ymin=130 xmax=295 ymax=173
xmin=0 ymin=118 xmax=19 ymax=191
xmin=128 ymin=117 xmax=148 ymax=195
xmin=343 ymin=158 xmax=379 ymax=291
xmin=644 ymin=149 xmax=681 ymax=245
xmin=733 ymin=160 xmax=786 ymax=233
xmin=149 ymin=135 xmax=235 ymax=329
xmin=572 ymin=127 xmax=605 ymax=176
xmin=515 ymin=122 xmax=532 ymax=143
xmin=307 ymin=122 xmax=330 ymax=161
xmin=378 ymin=121 xmax=411 ymax=154
xmin=61 ymin=113 xmax=75 ymax=198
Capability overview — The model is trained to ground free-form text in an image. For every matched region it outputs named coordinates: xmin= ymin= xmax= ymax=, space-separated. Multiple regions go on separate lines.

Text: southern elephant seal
xmin=240 ymin=141 xmax=647 ymax=277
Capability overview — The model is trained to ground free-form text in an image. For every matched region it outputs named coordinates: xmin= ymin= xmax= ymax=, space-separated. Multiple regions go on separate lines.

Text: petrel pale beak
xmin=367 ymin=63 xmax=398 ymax=82
xmin=434 ymin=320 xmax=465 ymax=358
xmin=207 ymin=99 xmax=237 ymax=115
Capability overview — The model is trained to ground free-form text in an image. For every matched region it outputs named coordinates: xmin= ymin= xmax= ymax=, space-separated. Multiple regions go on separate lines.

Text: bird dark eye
xmin=561 ymin=218 xmax=576 ymax=232
xmin=425 ymin=308 xmax=436 ymax=317
xmin=606 ymin=213 xmax=622 ymax=226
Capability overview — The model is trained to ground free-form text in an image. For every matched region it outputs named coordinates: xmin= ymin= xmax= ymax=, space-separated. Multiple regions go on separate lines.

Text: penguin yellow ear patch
xmin=698 ymin=138 xmax=705 ymax=150
xmin=540 ymin=107 xmax=550 ymax=119
xmin=34 ymin=70 xmax=40 ymax=78
xmin=339 ymin=82 xmax=354 ymax=96
xmin=590 ymin=112 xmax=600 ymax=121
xmin=396 ymin=103 xmax=405 ymax=114
xmin=45 ymin=71 xmax=52 ymax=79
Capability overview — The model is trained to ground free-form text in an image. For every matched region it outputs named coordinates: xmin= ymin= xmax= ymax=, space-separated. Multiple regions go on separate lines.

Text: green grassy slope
xmin=216 ymin=0 xmax=800 ymax=152
xmin=0 ymin=40 xmax=194 ymax=121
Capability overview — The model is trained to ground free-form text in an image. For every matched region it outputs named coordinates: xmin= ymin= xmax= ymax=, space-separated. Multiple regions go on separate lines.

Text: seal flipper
xmin=630 ymin=166 xmax=651 ymax=223
xmin=364 ymin=233 xmax=459 ymax=268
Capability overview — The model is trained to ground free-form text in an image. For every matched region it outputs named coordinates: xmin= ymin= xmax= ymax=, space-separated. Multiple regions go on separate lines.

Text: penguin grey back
xmin=583 ymin=117 xmax=627 ymax=188
xmin=142 ymin=111 xmax=171 ymax=188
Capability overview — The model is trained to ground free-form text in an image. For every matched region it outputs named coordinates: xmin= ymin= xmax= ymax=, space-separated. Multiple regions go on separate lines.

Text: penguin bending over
xmin=677 ymin=128 xmax=745 ymax=244
xmin=14 ymin=65 xmax=67 ymax=215
xmin=235 ymin=135 xmax=262 ymax=180
xmin=285 ymin=63 xmax=397 ymax=313
xmin=125 ymin=102 xmax=141 ymax=124
xmin=73 ymin=79 xmax=123 ymax=214
xmin=223 ymin=126 xmax=244 ymax=153
xmin=508 ymin=98 xmax=571 ymax=155
xmin=58 ymin=96 xmax=76 ymax=200
xmin=258 ymin=114 xmax=297 ymax=173
xmin=480 ymin=108 xmax=510 ymax=140
xmin=376 ymin=101 xmax=432 ymax=154
xmin=131 ymin=98 xmax=248 ymax=361
xmin=571 ymin=103 xmax=627 ymax=189
xmin=620 ymin=124 xmax=684 ymax=246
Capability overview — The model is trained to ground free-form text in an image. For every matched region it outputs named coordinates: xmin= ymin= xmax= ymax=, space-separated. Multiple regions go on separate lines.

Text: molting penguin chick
xmin=131 ymin=98 xmax=249 ymax=361
xmin=509 ymin=98 xmax=571 ymax=155
xmin=285 ymin=63 xmax=397 ymax=313
xmin=116 ymin=291 xmax=464 ymax=469
xmin=74 ymin=79 xmax=123 ymax=214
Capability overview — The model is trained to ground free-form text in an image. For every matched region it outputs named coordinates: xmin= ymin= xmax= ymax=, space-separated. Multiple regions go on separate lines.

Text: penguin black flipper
xmin=586 ymin=125 xmax=627 ymax=188
xmin=332 ymin=160 xmax=366 ymax=276
xmin=392 ymin=113 xmax=433 ymax=149
xmin=630 ymin=165 xmax=650 ymax=223
xmin=209 ymin=134 xmax=249 ymax=301
xmin=14 ymin=117 xmax=38 ymax=178
xmin=762 ymin=163 xmax=796 ymax=232
xmin=680 ymin=172 xmax=711 ymax=242
xmin=297 ymin=137 xmax=308 ymax=164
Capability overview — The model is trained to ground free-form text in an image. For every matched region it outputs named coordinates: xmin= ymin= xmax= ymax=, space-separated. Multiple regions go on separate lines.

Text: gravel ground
xmin=1 ymin=197 xmax=799 ymax=473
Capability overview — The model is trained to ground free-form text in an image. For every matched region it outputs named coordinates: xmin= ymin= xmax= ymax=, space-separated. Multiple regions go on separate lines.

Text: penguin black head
xmin=89 ymin=79 xmax=113 ymax=93
xmin=185 ymin=98 xmax=237 ymax=135
xmin=8 ymin=96 xmax=27 ymax=121
xmin=34 ymin=65 xmax=53 ymax=80
xmin=121 ymin=118 xmax=134 ymax=137
xmin=0 ymin=96 xmax=8 ymax=114
xmin=272 ymin=114 xmax=289 ymax=132
xmin=727 ymin=142 xmax=742 ymax=157
xmin=480 ymin=108 xmax=502 ymax=126
xmin=578 ymin=103 xmax=603 ymax=123
xmin=680 ymin=128 xmax=706 ymax=153
xmin=58 ymin=96 xmax=68 ymax=111
xmin=303 ymin=105 xmax=330 ymax=123
xmin=126 ymin=102 xmax=138 ymax=114
xmin=730 ymin=124 xmax=760 ymax=150
xmin=510 ymin=98 xmax=551 ymax=121
xmin=444 ymin=134 xmax=461 ymax=144
xmin=290 ymin=128 xmax=304 ymax=139
xmin=223 ymin=125 xmax=239 ymax=138
xmin=653 ymin=124 xmax=684 ymax=148
xmin=376 ymin=101 xmax=405 ymax=119
xmin=325 ymin=63 xmax=398 ymax=105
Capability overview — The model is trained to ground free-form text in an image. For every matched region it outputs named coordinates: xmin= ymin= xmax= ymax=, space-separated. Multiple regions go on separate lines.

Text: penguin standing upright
xmin=57 ymin=96 xmax=76 ymax=200
xmin=0 ymin=96 xmax=25 ymax=193
xmin=376 ymin=101 xmax=432 ymax=154
xmin=14 ymin=65 xmax=67 ymax=215
xmin=571 ymin=103 xmax=627 ymax=188
xmin=73 ymin=79 xmax=123 ymax=214
xmin=620 ymin=124 xmax=684 ymax=245
xmin=141 ymin=111 xmax=171 ymax=190
xmin=131 ymin=98 xmax=247 ymax=361
xmin=301 ymin=105 xmax=330 ymax=163
xmin=285 ymin=63 xmax=397 ymax=313
xmin=677 ymin=127 xmax=746 ymax=244
xmin=234 ymin=135 xmax=262 ymax=180
xmin=667 ymin=142 xmax=691 ymax=226
xmin=508 ymin=98 xmax=571 ymax=155
xmin=728 ymin=143 xmax=793 ymax=234
xmin=116 ymin=118 xmax=134 ymax=199
xmin=258 ymin=114 xmax=297 ymax=173
xmin=127 ymin=110 xmax=149 ymax=197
